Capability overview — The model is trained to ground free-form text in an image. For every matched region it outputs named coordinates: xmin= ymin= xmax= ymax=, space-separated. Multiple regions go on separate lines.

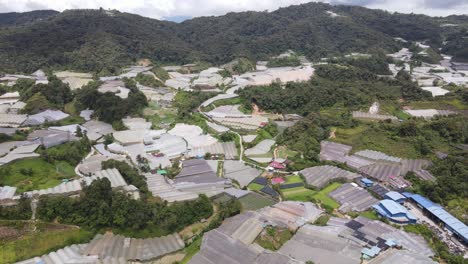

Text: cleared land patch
xmin=0 ymin=221 xmax=93 ymax=263
xmin=239 ymin=192 xmax=276 ymax=211
xmin=0 ymin=158 xmax=76 ymax=193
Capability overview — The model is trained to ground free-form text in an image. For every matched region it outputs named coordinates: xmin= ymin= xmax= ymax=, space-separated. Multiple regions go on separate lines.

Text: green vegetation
xmin=38 ymin=138 xmax=91 ymax=166
xmin=135 ymin=72 xmax=164 ymax=87
xmin=0 ymin=197 xmax=32 ymax=220
xmin=283 ymin=187 xmax=316 ymax=202
xmin=0 ymin=131 xmax=27 ymax=143
xmin=173 ymin=90 xmax=217 ymax=121
xmin=0 ymin=158 xmax=76 ymax=193
xmin=0 ymin=221 xmax=94 ymax=263
xmin=102 ymin=159 xmax=149 ymax=196
xmin=74 ymin=79 xmax=148 ymax=123
xmin=267 ymin=55 xmax=301 ymax=67
xmin=247 ymin=183 xmax=264 ymax=191
xmin=244 ymin=123 xmax=278 ymax=149
xmin=231 ymin=58 xmax=256 ymax=74
xmin=37 ymin=179 xmax=213 ymax=237
xmin=360 ymin=210 xmax=379 ymax=220
xmin=179 ymin=237 xmax=202 ymax=264
xmin=1 ymin=3 xmax=462 ymax=73
xmin=238 ymin=193 xmax=276 ymax=211
xmin=144 ymin=102 xmax=177 ymax=129
xmin=404 ymin=224 xmax=466 ymax=264
xmin=311 ymin=183 xmax=342 ymax=209
xmin=313 ymin=215 xmax=330 ymax=226
xmin=328 ymin=53 xmax=391 ymax=75
xmin=151 ymin=66 xmax=170 ymax=81
xmin=255 ymin=226 xmax=293 ymax=251
xmin=284 ymin=175 xmax=302 ymax=184
xmin=14 ymin=77 xmax=73 ymax=114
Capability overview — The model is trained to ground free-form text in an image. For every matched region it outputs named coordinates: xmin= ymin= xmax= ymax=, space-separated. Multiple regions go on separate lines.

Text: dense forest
xmin=0 ymin=3 xmax=467 ymax=74
xmin=37 ymin=178 xmax=213 ymax=236
xmin=237 ymin=60 xmax=430 ymax=116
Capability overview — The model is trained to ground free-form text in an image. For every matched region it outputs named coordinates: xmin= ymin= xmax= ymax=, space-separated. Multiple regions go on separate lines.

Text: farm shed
xmin=27 ymin=129 xmax=78 ymax=148
xmin=23 ymin=110 xmax=69 ymax=126
xmin=144 ymin=173 xmax=198 ymax=202
xmin=384 ymin=191 xmax=406 ymax=204
xmin=354 ymin=150 xmax=401 ymax=163
xmin=329 ymin=183 xmax=379 ymax=213
xmin=372 ymin=200 xmax=417 ymax=224
xmin=278 ymin=225 xmax=362 ymax=264
xmin=319 ymin=140 xmax=352 ymax=162
xmin=0 ymin=113 xmax=27 ymax=128
xmin=83 ymin=232 xmax=184 ymax=261
xmin=300 ymin=165 xmax=360 ymax=189
xmin=0 ymin=186 xmax=16 ymax=200
xmin=404 ymin=193 xmax=468 ymax=244
xmin=352 ymin=111 xmax=397 ymax=121
xmin=223 ymin=160 xmax=262 ymax=188
xmin=413 ymin=170 xmax=436 ymax=182
xmin=21 ymin=168 xmax=130 ymax=198
xmin=327 ymin=216 xmax=433 ymax=258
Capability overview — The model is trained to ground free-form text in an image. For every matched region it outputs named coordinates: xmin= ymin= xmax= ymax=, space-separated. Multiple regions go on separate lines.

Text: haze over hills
xmin=0 ymin=2 xmax=467 ymax=74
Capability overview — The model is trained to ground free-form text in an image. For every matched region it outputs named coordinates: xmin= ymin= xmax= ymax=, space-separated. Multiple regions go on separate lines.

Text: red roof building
xmin=269 ymin=161 xmax=286 ymax=169
xmin=271 ymin=177 xmax=285 ymax=184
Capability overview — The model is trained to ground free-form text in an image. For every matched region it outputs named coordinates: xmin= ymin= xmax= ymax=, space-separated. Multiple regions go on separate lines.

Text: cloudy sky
xmin=0 ymin=0 xmax=467 ymax=20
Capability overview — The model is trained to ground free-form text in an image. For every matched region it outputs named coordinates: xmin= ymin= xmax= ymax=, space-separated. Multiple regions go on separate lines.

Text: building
xmin=360 ymin=178 xmax=374 ymax=187
xmin=384 ymin=191 xmax=406 ymax=204
xmin=373 ymin=200 xmax=417 ymax=224
xmin=403 ymin=193 xmax=468 ymax=244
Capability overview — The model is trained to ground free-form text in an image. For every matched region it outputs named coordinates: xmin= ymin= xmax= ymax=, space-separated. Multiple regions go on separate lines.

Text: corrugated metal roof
xmin=406 ymin=193 xmax=468 ymax=242
xmin=384 ymin=191 xmax=405 ymax=201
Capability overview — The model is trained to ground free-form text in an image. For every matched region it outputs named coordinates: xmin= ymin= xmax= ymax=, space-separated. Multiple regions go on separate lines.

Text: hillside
xmin=0 ymin=3 xmax=467 ymax=74
xmin=0 ymin=10 xmax=58 ymax=27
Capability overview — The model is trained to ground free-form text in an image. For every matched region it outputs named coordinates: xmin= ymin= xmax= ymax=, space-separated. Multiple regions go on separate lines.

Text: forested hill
xmin=0 ymin=3 xmax=466 ymax=74
xmin=0 ymin=10 xmax=59 ymax=26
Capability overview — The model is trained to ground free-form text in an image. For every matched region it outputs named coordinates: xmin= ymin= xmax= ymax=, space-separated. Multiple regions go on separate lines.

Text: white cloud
xmin=0 ymin=0 xmax=467 ymax=19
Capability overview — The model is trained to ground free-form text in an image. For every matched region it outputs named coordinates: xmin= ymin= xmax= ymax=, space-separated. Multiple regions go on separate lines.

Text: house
xmin=271 ymin=177 xmax=285 ymax=185
xmin=372 ymin=200 xmax=417 ymax=224
xmin=384 ymin=191 xmax=406 ymax=204
xmin=269 ymin=161 xmax=286 ymax=170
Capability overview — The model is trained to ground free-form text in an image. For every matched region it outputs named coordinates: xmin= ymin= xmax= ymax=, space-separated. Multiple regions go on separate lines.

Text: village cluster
xmin=0 ymin=45 xmax=467 ymax=264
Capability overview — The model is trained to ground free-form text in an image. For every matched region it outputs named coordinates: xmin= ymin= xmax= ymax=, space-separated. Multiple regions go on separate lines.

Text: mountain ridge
xmin=0 ymin=3 xmax=467 ymax=74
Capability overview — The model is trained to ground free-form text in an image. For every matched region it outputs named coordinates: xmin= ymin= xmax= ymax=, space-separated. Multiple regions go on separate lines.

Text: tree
xmin=23 ymin=92 xmax=53 ymax=114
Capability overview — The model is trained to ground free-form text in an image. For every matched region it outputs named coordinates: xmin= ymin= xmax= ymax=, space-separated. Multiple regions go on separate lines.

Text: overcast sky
xmin=0 ymin=0 xmax=467 ymax=20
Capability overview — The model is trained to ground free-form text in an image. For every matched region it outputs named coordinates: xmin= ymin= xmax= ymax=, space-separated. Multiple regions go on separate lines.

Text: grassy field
xmin=0 ymin=158 xmax=76 ymax=193
xmin=247 ymin=182 xmax=264 ymax=191
xmin=407 ymin=98 xmax=468 ymax=111
xmin=276 ymin=146 xmax=297 ymax=160
xmin=360 ymin=210 xmax=379 ymax=220
xmin=143 ymin=102 xmax=177 ymax=129
xmin=333 ymin=124 xmax=422 ymax=159
xmin=284 ymin=175 xmax=303 ymax=184
xmin=0 ymin=221 xmax=94 ymax=263
xmin=311 ymin=183 xmax=342 ymax=209
xmin=239 ymin=193 xmax=276 ymax=211
xmin=281 ymin=175 xmax=316 ymax=202
xmin=255 ymin=226 xmax=293 ymax=251
xmin=282 ymin=187 xmax=316 ymax=202
xmin=179 ymin=237 xmax=202 ymax=264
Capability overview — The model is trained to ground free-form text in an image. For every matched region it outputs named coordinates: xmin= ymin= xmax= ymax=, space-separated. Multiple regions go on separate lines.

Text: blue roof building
xmin=360 ymin=178 xmax=374 ymax=187
xmin=384 ymin=191 xmax=406 ymax=204
xmin=372 ymin=200 xmax=417 ymax=224
xmin=405 ymin=193 xmax=468 ymax=244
